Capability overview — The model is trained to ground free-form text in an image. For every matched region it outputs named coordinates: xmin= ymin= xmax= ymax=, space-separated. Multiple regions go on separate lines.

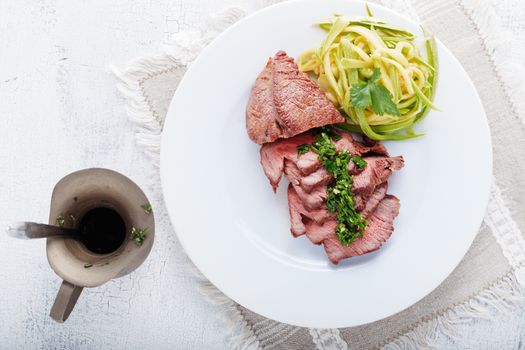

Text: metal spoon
xmin=7 ymin=222 xmax=81 ymax=240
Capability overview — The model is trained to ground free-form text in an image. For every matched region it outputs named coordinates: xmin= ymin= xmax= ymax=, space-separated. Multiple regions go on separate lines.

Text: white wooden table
xmin=1 ymin=1 xmax=524 ymax=348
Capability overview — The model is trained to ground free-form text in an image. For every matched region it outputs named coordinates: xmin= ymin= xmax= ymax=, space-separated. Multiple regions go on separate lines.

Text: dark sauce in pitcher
xmin=79 ymin=207 xmax=126 ymax=254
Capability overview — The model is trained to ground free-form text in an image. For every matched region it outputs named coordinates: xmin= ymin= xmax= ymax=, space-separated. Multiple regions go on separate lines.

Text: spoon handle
xmin=7 ymin=222 xmax=79 ymax=239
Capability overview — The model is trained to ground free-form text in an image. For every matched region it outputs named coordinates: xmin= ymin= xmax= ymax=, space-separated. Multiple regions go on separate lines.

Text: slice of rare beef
xmin=286 ymin=154 xmax=401 ymax=211
xmin=300 ymin=161 xmax=358 ymax=193
xmin=322 ymin=195 xmax=400 ymax=264
xmin=260 ymin=130 xmax=390 ymax=192
xmin=246 ymin=51 xmax=344 ymax=144
xmin=272 ymin=51 xmax=344 ymax=138
xmin=359 ymin=182 xmax=388 ymax=219
xmin=287 ymin=184 xmax=335 ymax=237
xmin=303 ymin=183 xmax=388 ymax=245
xmin=352 ymin=156 xmax=404 ymax=196
xmin=259 ymin=132 xmax=314 ymax=192
xmin=245 ymin=58 xmax=283 ymax=144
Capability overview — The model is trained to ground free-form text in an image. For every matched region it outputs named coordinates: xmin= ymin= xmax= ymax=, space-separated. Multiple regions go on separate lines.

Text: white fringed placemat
xmin=113 ymin=0 xmax=525 ymax=348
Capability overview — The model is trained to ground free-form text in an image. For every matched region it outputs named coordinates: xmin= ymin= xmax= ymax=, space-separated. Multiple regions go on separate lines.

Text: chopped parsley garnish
xmin=141 ymin=203 xmax=152 ymax=215
xmin=84 ymin=263 xmax=93 ymax=268
xmin=68 ymin=214 xmax=76 ymax=224
xmin=316 ymin=126 xmax=342 ymax=141
xmin=308 ymin=130 xmax=367 ymax=245
xmin=56 ymin=215 xmax=65 ymax=228
xmin=350 ymin=68 xmax=400 ymax=116
xmin=131 ymin=227 xmax=148 ymax=246
xmin=296 ymin=144 xmax=311 ymax=156
xmin=351 ymin=155 xmax=367 ymax=169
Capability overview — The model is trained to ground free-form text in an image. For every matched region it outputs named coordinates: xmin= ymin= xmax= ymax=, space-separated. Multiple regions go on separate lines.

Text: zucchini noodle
xmin=298 ymin=11 xmax=439 ymax=140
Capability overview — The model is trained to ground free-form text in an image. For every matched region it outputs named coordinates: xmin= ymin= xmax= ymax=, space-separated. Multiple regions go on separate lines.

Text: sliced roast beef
xmin=359 ymin=183 xmax=388 ymax=219
xmin=293 ymin=133 xmax=388 ymax=177
xmin=352 ymin=156 xmax=404 ymax=196
xmin=289 ymin=154 xmax=401 ymax=200
xmin=283 ymin=159 xmax=303 ymax=187
xmin=296 ymin=136 xmax=389 ymax=192
xmin=293 ymin=187 xmax=370 ymax=214
xmin=245 ymin=58 xmax=283 ymax=144
xmin=305 ymin=220 xmax=338 ymax=245
xmin=335 ymin=132 xmax=389 ymax=158
xmin=322 ymin=195 xmax=400 ymax=264
xmin=272 ymin=52 xmax=344 ymax=138
xmin=259 ymin=132 xmax=314 ymax=192
xmin=291 ymin=180 xmax=328 ymax=211
xmin=288 ymin=185 xmax=307 ymax=237
xmin=259 ymin=128 xmax=402 ymax=264
xmin=246 ymin=51 xmax=344 ymax=144
xmin=303 ymin=184 xmax=388 ymax=245
xmin=300 ymin=161 xmax=359 ymax=192
xmin=354 ymin=192 xmax=372 ymax=212
xmin=287 ymin=183 xmax=387 ymax=241
xmin=287 ymin=184 xmax=335 ymax=237
xmin=295 ymin=152 xmax=322 ymax=175
xmin=260 ymin=130 xmax=390 ymax=192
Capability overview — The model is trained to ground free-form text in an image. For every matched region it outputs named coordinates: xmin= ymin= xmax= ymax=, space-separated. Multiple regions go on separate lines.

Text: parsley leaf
xmin=350 ymin=68 xmax=400 ymax=116
xmin=370 ymin=67 xmax=381 ymax=83
xmin=131 ymin=227 xmax=148 ymax=246
xmin=84 ymin=263 xmax=93 ymax=269
xmin=350 ymin=82 xmax=372 ymax=109
xmin=296 ymin=144 xmax=310 ymax=156
xmin=370 ymin=83 xmax=400 ymax=116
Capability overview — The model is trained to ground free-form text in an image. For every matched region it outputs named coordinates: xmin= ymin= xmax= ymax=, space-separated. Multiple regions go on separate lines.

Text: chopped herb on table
xmin=131 ymin=227 xmax=148 ymax=246
xmin=56 ymin=215 xmax=65 ymax=228
xmin=141 ymin=203 xmax=152 ymax=215
xmin=307 ymin=129 xmax=368 ymax=245
xmin=84 ymin=263 xmax=93 ymax=268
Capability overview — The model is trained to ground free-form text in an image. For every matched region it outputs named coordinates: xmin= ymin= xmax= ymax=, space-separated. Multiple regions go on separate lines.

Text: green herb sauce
xmin=305 ymin=130 xmax=368 ymax=245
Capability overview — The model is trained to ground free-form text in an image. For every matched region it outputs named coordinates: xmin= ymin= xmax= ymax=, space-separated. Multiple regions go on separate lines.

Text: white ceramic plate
xmin=161 ymin=0 xmax=491 ymax=328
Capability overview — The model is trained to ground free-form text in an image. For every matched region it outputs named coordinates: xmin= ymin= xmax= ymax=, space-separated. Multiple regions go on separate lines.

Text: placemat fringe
xmin=458 ymin=0 xmax=525 ymax=125
xmin=383 ymin=269 xmax=524 ymax=349
xmin=112 ymin=56 xmax=170 ymax=168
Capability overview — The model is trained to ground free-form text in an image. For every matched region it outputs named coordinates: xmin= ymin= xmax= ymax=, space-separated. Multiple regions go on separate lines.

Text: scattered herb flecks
xmin=56 ymin=215 xmax=65 ymax=228
xmin=308 ymin=130 xmax=367 ymax=245
xmin=84 ymin=263 xmax=93 ymax=268
xmin=316 ymin=126 xmax=342 ymax=141
xmin=296 ymin=144 xmax=311 ymax=156
xmin=68 ymin=214 xmax=76 ymax=224
xmin=131 ymin=227 xmax=148 ymax=246
xmin=141 ymin=203 xmax=152 ymax=215
xmin=350 ymin=68 xmax=400 ymax=116
xmin=351 ymin=155 xmax=367 ymax=169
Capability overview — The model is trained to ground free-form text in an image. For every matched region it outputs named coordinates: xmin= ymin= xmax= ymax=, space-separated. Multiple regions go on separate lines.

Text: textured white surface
xmin=1 ymin=0 xmax=525 ymax=349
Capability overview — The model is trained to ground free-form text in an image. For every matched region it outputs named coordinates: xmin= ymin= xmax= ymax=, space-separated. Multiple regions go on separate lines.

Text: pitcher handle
xmin=50 ymin=280 xmax=83 ymax=323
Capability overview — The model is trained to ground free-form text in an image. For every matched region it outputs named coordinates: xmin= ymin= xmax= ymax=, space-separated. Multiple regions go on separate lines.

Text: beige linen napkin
xmin=113 ymin=0 xmax=525 ymax=348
